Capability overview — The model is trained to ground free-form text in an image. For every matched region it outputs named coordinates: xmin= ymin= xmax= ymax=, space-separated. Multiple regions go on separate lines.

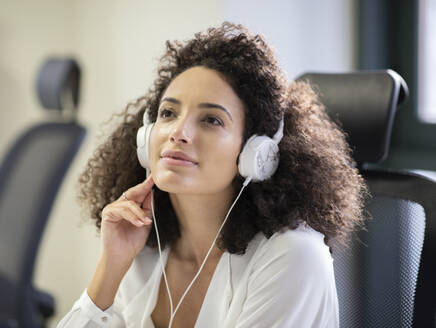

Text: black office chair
xmin=297 ymin=70 xmax=436 ymax=328
xmin=0 ymin=58 xmax=87 ymax=327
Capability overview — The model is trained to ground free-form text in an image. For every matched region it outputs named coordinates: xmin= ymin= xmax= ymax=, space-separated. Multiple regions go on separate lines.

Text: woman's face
xmin=149 ymin=66 xmax=245 ymax=195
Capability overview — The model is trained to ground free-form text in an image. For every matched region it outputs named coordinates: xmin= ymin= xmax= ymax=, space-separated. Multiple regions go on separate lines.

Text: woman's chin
xmin=152 ymin=171 xmax=194 ymax=193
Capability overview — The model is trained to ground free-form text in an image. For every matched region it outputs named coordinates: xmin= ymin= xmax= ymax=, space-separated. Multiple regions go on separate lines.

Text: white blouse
xmin=57 ymin=223 xmax=339 ymax=328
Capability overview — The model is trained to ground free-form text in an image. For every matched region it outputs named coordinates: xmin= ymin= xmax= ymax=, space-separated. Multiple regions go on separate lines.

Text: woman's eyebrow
xmin=160 ymin=97 xmax=233 ymax=122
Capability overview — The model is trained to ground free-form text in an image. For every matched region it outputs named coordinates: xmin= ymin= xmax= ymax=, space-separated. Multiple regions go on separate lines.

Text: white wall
xmin=1 ymin=1 xmax=223 ymax=325
xmin=223 ymin=0 xmax=357 ymax=80
xmin=0 ymin=1 xmax=354 ymax=326
xmin=0 ymin=1 xmax=75 ymax=158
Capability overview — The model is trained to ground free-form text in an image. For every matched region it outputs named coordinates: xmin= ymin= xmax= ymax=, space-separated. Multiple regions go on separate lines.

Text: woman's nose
xmin=169 ymin=119 xmax=193 ymax=144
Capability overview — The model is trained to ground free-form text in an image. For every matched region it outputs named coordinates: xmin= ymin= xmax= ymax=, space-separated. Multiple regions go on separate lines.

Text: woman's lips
xmin=160 ymin=156 xmax=198 ymax=167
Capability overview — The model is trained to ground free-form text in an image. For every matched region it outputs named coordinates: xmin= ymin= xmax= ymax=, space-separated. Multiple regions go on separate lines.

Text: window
xmin=417 ymin=0 xmax=436 ymax=123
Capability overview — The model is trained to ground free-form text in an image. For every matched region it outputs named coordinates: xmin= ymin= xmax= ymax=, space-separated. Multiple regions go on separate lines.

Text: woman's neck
xmin=168 ymin=185 xmax=235 ymax=268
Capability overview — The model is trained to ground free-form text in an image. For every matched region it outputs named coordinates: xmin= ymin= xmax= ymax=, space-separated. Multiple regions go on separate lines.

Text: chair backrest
xmin=0 ymin=123 xmax=85 ymax=304
xmin=0 ymin=58 xmax=86 ymax=326
xmin=297 ymin=70 xmax=435 ymax=327
xmin=363 ymin=170 xmax=436 ymax=328
xmin=332 ymin=170 xmax=428 ymax=327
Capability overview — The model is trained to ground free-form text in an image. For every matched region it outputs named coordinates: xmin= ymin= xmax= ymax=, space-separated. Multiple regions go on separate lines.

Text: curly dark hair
xmin=76 ymin=21 xmax=370 ymax=254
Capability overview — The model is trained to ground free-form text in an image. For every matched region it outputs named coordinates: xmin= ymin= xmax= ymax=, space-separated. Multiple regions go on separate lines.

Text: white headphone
xmin=136 ymin=109 xmax=284 ymax=182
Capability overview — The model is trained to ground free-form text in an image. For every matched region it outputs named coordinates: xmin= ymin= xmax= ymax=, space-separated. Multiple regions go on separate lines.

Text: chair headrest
xmin=296 ymin=70 xmax=408 ymax=167
xmin=35 ymin=58 xmax=81 ymax=112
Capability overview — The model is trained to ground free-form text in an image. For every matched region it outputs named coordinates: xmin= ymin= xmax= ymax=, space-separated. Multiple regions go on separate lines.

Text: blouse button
xmin=101 ymin=316 xmax=108 ymax=322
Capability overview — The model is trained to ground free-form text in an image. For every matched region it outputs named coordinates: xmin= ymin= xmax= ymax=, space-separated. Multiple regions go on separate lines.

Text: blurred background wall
xmin=0 ymin=0 xmax=355 ymax=325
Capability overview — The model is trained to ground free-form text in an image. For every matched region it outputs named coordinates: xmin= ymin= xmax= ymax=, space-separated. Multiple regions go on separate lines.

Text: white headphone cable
xmin=150 ymin=189 xmax=174 ymax=318
xmin=151 ymin=176 xmax=252 ymax=328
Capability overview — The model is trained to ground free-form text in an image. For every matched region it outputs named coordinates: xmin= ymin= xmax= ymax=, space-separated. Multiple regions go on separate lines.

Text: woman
xmin=58 ymin=22 xmax=368 ymax=327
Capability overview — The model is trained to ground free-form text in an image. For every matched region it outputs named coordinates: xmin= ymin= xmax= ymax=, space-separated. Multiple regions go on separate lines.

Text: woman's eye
xmin=159 ymin=109 xmax=174 ymax=118
xmin=205 ymin=116 xmax=223 ymax=126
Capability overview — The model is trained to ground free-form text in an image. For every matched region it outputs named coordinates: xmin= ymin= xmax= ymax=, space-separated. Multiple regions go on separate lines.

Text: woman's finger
xmin=142 ymin=188 xmax=154 ymax=211
xmin=123 ymin=200 xmax=151 ymax=222
xmin=122 ymin=175 xmax=155 ymax=203
xmin=103 ymin=204 xmax=150 ymax=227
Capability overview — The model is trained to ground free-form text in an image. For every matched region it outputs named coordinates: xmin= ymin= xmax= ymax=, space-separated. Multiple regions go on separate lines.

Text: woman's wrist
xmin=87 ymin=254 xmax=133 ymax=310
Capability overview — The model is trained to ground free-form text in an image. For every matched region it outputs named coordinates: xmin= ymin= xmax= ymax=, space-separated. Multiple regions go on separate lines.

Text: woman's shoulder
xmin=251 ymin=223 xmax=333 ymax=272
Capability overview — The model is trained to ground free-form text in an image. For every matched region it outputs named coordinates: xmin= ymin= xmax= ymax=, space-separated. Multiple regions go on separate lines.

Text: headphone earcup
xmin=136 ymin=123 xmax=154 ymax=169
xmin=238 ymin=135 xmax=280 ymax=182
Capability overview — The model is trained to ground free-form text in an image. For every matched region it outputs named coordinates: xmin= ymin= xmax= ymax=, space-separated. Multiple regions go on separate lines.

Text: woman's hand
xmin=100 ymin=175 xmax=155 ymax=264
